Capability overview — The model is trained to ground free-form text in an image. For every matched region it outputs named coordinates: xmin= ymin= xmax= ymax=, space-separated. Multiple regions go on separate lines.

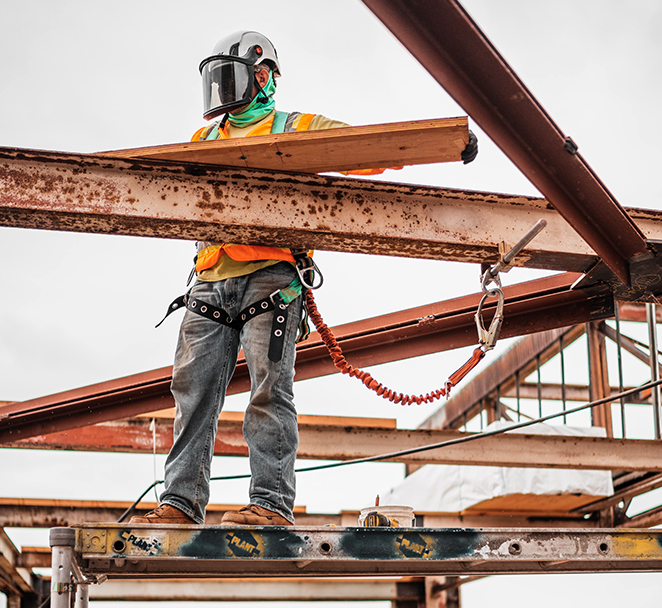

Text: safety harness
xmin=157 ymin=249 xmax=320 ymax=363
xmin=157 ymin=112 xmax=322 ymax=361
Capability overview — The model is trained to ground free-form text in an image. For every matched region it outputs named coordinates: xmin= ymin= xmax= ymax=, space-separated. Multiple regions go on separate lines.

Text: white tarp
xmin=380 ymin=422 xmax=614 ymax=512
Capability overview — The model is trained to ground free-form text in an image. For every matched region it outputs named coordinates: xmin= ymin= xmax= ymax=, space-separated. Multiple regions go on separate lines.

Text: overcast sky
xmin=1 ymin=1 xmax=662 ymax=607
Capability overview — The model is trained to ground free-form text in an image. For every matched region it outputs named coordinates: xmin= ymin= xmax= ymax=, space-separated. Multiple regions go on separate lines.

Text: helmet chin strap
xmin=254 ymin=74 xmax=272 ymax=105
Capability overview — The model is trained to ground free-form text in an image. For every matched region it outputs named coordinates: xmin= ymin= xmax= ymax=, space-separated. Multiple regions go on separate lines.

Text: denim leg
xmin=161 ymin=279 xmax=241 ymax=524
xmin=161 ymin=262 xmax=301 ymax=524
xmin=240 ymin=263 xmax=302 ymax=524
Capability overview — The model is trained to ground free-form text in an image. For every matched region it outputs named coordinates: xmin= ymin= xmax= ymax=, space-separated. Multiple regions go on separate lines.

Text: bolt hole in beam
xmin=320 ymin=542 xmax=332 ymax=554
xmin=113 ymin=541 xmax=126 ymax=553
xmin=509 ymin=542 xmax=522 ymax=555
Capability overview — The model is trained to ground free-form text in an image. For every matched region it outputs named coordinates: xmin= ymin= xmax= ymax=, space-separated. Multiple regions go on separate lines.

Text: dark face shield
xmin=199 ymin=46 xmax=265 ymax=120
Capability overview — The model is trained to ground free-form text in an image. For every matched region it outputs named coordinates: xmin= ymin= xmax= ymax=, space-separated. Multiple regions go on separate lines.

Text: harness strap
xmin=271 ymin=110 xmax=289 ymax=134
xmin=156 ymin=278 xmax=303 ymax=362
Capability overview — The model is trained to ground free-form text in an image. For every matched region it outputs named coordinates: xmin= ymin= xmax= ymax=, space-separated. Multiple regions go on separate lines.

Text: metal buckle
xmin=296 ymin=258 xmax=324 ymax=290
xmin=269 ymin=290 xmax=284 ymax=307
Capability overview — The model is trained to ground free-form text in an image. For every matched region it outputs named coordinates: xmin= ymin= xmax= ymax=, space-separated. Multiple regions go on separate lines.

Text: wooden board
xmin=463 ymin=493 xmax=605 ymax=515
xmin=99 ymin=116 xmax=469 ymax=174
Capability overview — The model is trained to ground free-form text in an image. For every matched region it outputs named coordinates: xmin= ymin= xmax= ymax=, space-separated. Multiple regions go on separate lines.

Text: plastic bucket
xmin=358 ymin=505 xmax=415 ymax=527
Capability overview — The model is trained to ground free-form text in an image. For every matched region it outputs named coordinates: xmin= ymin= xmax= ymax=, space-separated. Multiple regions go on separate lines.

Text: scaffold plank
xmin=68 ymin=524 xmax=662 ymax=577
xmin=101 ymin=117 xmax=469 ymax=173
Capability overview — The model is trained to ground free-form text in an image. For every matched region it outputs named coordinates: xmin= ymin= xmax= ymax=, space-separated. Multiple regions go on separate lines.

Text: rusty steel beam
xmin=0 ymin=529 xmax=33 ymax=597
xmin=0 ymin=498 xmax=333 ymax=529
xmin=361 ymin=0 xmax=652 ymax=286
xmin=9 ymin=412 xmax=662 ymax=472
xmin=620 ymin=505 xmax=662 ymax=529
xmin=587 ymin=321 xmax=614 ymax=436
xmin=0 ymin=273 xmax=612 ymax=442
xmin=0 ymin=499 xmax=598 ymax=530
xmin=619 ymin=302 xmax=662 ymax=323
xmin=15 ymin=548 xmax=51 ymax=571
xmin=3 ymin=148 xmax=662 ymax=275
xmin=598 ymin=321 xmax=662 ymax=373
xmin=573 ymin=473 xmax=662 ymax=515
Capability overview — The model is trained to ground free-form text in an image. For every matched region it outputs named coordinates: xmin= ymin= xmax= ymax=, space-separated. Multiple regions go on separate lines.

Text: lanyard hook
xmin=475 ymin=285 xmax=505 ymax=352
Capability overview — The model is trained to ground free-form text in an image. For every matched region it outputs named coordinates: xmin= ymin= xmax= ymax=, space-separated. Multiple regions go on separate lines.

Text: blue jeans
xmin=160 ymin=262 xmax=302 ymax=524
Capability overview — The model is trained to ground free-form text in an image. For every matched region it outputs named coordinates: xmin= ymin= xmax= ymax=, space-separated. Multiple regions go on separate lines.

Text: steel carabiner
xmin=474 ymin=283 xmax=505 ymax=352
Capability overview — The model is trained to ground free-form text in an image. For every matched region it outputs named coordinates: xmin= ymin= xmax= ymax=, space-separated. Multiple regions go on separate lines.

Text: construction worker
xmin=131 ymin=31 xmax=478 ymax=527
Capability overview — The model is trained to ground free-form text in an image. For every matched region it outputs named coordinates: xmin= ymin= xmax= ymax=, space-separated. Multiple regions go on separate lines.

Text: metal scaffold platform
xmin=49 ymin=523 xmax=662 ymax=607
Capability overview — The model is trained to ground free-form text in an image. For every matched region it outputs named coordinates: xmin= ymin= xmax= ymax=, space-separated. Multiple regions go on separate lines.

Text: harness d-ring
xmin=296 ymin=257 xmax=324 ymax=290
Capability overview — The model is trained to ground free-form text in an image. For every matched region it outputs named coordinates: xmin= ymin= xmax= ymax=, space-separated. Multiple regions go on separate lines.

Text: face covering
xmin=227 ymin=71 xmax=276 ymax=128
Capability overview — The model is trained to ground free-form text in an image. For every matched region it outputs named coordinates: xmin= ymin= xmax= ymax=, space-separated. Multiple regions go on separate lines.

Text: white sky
xmin=1 ymin=1 xmax=662 ymax=606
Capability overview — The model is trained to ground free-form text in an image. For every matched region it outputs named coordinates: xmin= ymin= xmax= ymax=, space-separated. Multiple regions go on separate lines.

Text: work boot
xmin=129 ymin=504 xmax=196 ymax=525
xmin=220 ymin=504 xmax=293 ymax=526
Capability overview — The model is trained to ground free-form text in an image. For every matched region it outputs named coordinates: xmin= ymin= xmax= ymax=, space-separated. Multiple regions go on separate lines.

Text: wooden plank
xmin=99 ymin=117 xmax=469 ymax=173
xmin=464 ymin=493 xmax=604 ymax=516
xmin=135 ymin=409 xmax=397 ymax=428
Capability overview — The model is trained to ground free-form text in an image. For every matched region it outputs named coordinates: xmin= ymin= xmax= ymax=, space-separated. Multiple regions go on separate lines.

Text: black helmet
xmin=199 ymin=31 xmax=281 ymax=120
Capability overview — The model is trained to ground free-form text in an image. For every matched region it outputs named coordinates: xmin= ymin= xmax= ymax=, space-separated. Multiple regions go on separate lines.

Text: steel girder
xmin=3 ymin=147 xmax=662 ymax=282
xmin=9 ymin=409 xmax=662 ymax=472
xmin=361 ymin=0 xmax=661 ymax=296
xmin=0 ymin=273 xmax=612 ymax=442
xmin=64 ymin=524 xmax=662 ymax=577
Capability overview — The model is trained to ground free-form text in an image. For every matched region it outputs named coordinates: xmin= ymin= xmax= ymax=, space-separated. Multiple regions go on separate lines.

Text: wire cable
xmin=119 ymin=378 xmax=662 ymax=522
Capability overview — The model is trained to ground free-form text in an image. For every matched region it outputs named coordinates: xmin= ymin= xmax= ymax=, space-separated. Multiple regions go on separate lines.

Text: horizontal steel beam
xmin=0 ymin=498 xmax=336 ymax=529
xmin=503 ymin=382 xmax=649 ymax=404
xmin=0 ymin=273 xmax=613 ymax=442
xmin=361 ymin=0 xmax=650 ymax=284
xmin=0 ymin=499 xmax=594 ymax=530
xmin=2 ymin=148 xmax=662 ymax=274
xmin=0 ymin=529 xmax=33 ymax=596
xmin=10 ymin=412 xmax=662 ymax=472
xmin=70 ymin=525 xmax=662 ymax=577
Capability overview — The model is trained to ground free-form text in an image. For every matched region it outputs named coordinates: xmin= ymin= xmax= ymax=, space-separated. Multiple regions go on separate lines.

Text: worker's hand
xmin=461 ymin=130 xmax=478 ymax=164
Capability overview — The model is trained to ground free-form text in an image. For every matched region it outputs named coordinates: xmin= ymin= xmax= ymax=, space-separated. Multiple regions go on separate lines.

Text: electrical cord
xmin=118 ymin=378 xmax=662 ymax=522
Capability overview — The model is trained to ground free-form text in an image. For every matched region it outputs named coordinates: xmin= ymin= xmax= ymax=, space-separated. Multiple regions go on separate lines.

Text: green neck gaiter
xmin=228 ymin=71 xmax=276 ymax=128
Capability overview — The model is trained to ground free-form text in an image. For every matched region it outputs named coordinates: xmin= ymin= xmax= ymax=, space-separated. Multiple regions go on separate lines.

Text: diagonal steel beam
xmin=361 ymin=0 xmax=651 ymax=285
xmin=0 ymin=273 xmax=612 ymax=442
xmin=418 ymin=324 xmax=587 ymax=431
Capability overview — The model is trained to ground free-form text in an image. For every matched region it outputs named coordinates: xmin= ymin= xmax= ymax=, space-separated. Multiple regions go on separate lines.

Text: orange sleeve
xmin=191 ymin=126 xmax=207 ymax=142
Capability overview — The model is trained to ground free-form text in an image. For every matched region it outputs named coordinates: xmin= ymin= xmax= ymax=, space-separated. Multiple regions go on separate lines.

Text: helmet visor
xmin=201 ymin=57 xmax=253 ymax=119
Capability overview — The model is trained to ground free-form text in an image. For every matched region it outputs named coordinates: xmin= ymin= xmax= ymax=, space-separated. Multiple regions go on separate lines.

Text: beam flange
xmin=71 ymin=525 xmax=662 ymax=577
xmin=0 ymin=499 xmax=594 ymax=529
xmin=9 ymin=411 xmax=662 ymax=472
xmin=2 ymin=147 xmax=662 ymax=273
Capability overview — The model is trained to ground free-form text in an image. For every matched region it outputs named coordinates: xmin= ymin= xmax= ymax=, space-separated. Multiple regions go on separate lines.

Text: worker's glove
xmin=461 ymin=130 xmax=478 ymax=164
